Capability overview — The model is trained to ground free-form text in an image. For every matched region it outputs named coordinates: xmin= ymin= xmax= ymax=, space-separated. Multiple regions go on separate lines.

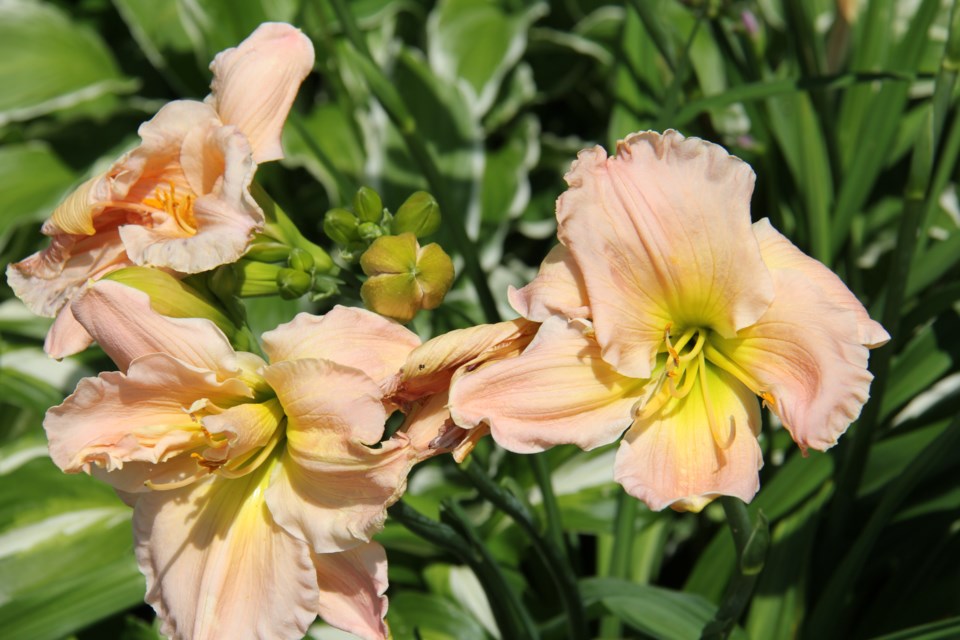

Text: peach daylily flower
xmin=387 ymin=319 xmax=539 ymax=462
xmin=450 ymin=130 xmax=889 ymax=512
xmin=6 ymin=22 xmax=314 ymax=359
xmin=44 ymin=281 xmax=420 ymax=640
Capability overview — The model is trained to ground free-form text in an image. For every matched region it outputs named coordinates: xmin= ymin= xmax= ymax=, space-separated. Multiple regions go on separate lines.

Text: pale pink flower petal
xmin=44 ymin=304 xmax=94 ymax=360
xmin=263 ymin=306 xmax=421 ymax=385
xmin=557 ymin=130 xmax=774 ymax=378
xmin=71 ymin=280 xmax=240 ymax=374
xmin=206 ymin=23 xmax=315 ymax=163
xmin=753 ymin=218 xmax=890 ymax=348
xmin=713 ymin=269 xmax=873 ymax=452
xmin=119 ymin=124 xmax=262 ymax=274
xmin=614 ymin=366 xmax=763 ymax=512
xmin=315 ymin=542 xmax=390 ymax=640
xmin=508 ymin=243 xmax=590 ymax=321
xmin=44 ymin=352 xmax=248 ymax=488
xmin=135 ymin=470 xmax=321 ymax=640
xmin=391 ymin=318 xmax=537 ymax=402
xmin=262 ymin=358 xmax=411 ymax=553
xmin=6 ymin=227 xmax=131 ymax=319
xmin=449 ymin=317 xmax=646 ymax=453
xmin=201 ymin=398 xmax=285 ymax=463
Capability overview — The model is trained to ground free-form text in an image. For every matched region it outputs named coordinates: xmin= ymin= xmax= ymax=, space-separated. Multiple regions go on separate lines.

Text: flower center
xmin=635 ymin=322 xmax=773 ymax=451
xmin=142 ymin=183 xmax=198 ymax=235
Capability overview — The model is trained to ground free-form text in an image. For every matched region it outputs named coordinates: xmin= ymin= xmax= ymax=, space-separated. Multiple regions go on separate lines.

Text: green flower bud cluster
xmin=231 ymin=187 xmax=341 ymax=302
xmin=323 ymin=187 xmax=441 ymax=261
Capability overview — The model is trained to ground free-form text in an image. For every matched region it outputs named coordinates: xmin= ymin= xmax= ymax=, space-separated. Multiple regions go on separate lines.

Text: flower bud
xmin=103 ymin=267 xmax=237 ymax=338
xmin=234 ymin=259 xmax=284 ymax=297
xmin=323 ymin=207 xmax=360 ymax=245
xmin=277 ymin=268 xmax=313 ymax=300
xmin=392 ymin=191 xmax=441 ymax=238
xmin=287 ymin=247 xmax=314 ymax=273
xmin=244 ymin=237 xmax=291 ymax=262
xmin=353 ymin=186 xmax=384 ymax=223
xmin=358 ymin=221 xmax=384 ymax=241
xmin=359 ymin=233 xmax=454 ymax=322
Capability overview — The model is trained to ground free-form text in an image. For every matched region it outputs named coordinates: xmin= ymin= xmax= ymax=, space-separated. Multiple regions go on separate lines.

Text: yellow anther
xmin=663 ymin=323 xmax=681 ymax=367
xmin=760 ymin=391 xmax=776 ymax=407
xmin=191 ymin=452 xmax=223 ymax=471
xmin=143 ymin=182 xmax=198 ymax=235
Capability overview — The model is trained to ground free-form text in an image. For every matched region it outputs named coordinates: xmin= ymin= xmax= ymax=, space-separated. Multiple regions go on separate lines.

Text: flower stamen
xmin=142 ymin=182 xmax=198 ymax=235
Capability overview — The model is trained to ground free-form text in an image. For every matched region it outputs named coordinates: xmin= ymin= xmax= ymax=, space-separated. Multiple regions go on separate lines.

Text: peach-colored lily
xmin=450 ymin=130 xmax=889 ymax=512
xmin=387 ymin=318 xmax=539 ymax=462
xmin=45 ymin=281 xmax=420 ymax=639
xmin=6 ymin=22 xmax=314 ymax=359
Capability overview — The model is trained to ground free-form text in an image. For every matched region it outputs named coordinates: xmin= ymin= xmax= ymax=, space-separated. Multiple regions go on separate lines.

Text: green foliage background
xmin=1 ymin=0 xmax=959 ymax=638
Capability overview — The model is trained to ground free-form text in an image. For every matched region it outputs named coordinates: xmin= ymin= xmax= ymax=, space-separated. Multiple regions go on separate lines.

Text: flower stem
xmin=599 ymin=491 xmax=639 ymax=638
xmin=528 ymin=453 xmax=566 ymax=555
xmin=700 ymin=497 xmax=769 ymax=640
xmin=387 ymin=500 xmax=539 ymax=640
xmin=460 ymin=460 xmax=588 ymax=639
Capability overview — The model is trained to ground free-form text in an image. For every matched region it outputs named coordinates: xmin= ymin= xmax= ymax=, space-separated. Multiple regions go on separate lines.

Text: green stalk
xmin=598 ymin=492 xmax=639 ymax=638
xmin=700 ymin=497 xmax=769 ymax=640
xmin=388 ymin=500 xmax=539 ymax=640
xmin=441 ymin=501 xmax=541 ymax=640
xmin=320 ymin=0 xmax=502 ymax=324
xmin=528 ymin=453 xmax=566 ymax=555
xmin=460 ymin=460 xmax=588 ymax=640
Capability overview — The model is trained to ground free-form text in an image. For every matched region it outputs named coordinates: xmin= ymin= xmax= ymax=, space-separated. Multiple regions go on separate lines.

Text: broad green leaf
xmin=0 ymin=0 xmax=137 ymax=126
xmin=422 ymin=564 xmax=498 ymax=638
xmin=386 ymin=592 xmax=492 ymax=640
xmin=282 ymin=102 xmax=365 ymax=203
xmin=765 ymin=91 xmax=834 ymax=262
xmin=480 ymin=115 xmax=539 ymax=228
xmin=112 ymin=0 xmax=207 ymax=94
xmin=582 ymin=577 xmax=748 ymax=640
xmin=882 ymin=321 xmax=955 ymax=420
xmin=608 ymin=4 xmax=665 ymax=141
xmin=427 ymin=0 xmax=546 ymax=119
xmin=860 ymin=420 xmax=951 ymax=497
xmin=0 ymin=451 xmax=143 ymax=640
xmin=175 ymin=0 xmax=301 ymax=59
xmin=0 ymin=142 xmax=75 ymax=242
xmin=0 ymin=300 xmax=53 ymax=341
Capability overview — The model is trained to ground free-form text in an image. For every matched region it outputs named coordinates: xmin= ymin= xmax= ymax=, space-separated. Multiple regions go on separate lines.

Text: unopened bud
xmin=392 ymin=191 xmax=441 ymax=238
xmin=354 ymin=186 xmax=384 ymax=223
xmin=287 ymin=247 xmax=315 ymax=273
xmin=244 ymin=237 xmax=291 ymax=262
xmin=277 ymin=268 xmax=313 ymax=300
xmin=359 ymin=233 xmax=454 ymax=322
xmin=103 ymin=267 xmax=236 ymax=338
xmin=323 ymin=207 xmax=360 ymax=245
xmin=235 ymin=260 xmax=283 ymax=297
xmin=357 ymin=221 xmax=384 ymax=241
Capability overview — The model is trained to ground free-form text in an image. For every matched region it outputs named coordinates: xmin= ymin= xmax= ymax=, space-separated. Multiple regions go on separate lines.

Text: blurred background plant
xmin=1 ymin=0 xmax=959 ymax=638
